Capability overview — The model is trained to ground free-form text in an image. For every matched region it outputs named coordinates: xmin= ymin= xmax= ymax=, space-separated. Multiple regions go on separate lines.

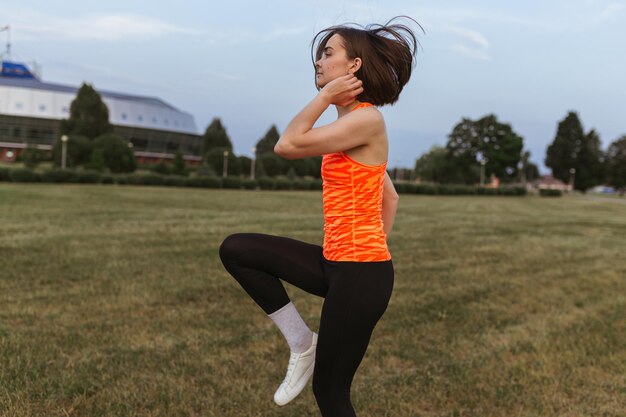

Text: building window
xmin=164 ymin=119 xmax=169 ymax=126
xmin=39 ymin=104 xmax=46 ymax=112
xmin=15 ymin=102 xmax=23 ymax=110
xmin=174 ymin=120 xmax=179 ymax=127
xmin=121 ymin=113 xmax=127 ymax=120
xmin=62 ymin=106 xmax=69 ymax=114
xmin=152 ymin=117 xmax=158 ymax=125
xmin=138 ymin=115 xmax=143 ymax=122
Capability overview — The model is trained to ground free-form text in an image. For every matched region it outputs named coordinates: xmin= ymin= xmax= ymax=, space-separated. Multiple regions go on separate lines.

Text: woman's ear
xmin=349 ymin=57 xmax=362 ymax=74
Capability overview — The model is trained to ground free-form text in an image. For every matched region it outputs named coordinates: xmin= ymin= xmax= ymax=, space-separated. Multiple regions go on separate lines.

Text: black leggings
xmin=219 ymin=233 xmax=394 ymax=417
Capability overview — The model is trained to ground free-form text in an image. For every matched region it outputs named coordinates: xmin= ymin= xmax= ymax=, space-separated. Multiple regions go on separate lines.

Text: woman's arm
xmin=274 ymin=75 xmax=378 ymax=159
xmin=382 ymin=171 xmax=399 ymax=237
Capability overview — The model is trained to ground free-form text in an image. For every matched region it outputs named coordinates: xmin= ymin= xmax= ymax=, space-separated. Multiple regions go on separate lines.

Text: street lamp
xmin=480 ymin=158 xmax=488 ymax=186
xmin=569 ymin=168 xmax=576 ymax=192
xmin=251 ymin=146 xmax=257 ymax=180
xmin=61 ymin=135 xmax=68 ymax=170
xmin=223 ymin=150 xmax=229 ymax=177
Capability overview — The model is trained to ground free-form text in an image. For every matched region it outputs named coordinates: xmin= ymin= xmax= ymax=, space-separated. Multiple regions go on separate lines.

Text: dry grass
xmin=0 ymin=184 xmax=624 ymax=417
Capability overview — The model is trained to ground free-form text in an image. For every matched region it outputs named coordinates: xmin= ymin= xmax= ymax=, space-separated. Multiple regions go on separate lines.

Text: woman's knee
xmin=219 ymin=233 xmax=250 ymax=262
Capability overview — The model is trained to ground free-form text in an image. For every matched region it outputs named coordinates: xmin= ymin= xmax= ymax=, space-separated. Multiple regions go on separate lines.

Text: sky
xmin=1 ymin=0 xmax=625 ymax=172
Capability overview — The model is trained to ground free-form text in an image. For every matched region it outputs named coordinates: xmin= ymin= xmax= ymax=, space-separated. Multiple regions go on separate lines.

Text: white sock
xmin=268 ymin=301 xmax=314 ymax=353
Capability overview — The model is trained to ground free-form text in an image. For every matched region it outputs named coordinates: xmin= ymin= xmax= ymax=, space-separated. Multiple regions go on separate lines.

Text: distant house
xmin=533 ymin=175 xmax=571 ymax=191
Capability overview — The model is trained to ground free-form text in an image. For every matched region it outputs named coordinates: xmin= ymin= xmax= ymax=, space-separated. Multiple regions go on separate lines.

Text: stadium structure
xmin=0 ymin=26 xmax=203 ymax=165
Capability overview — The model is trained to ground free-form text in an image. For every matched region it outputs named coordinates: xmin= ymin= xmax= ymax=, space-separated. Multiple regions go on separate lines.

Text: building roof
xmin=0 ymin=76 xmax=180 ymax=112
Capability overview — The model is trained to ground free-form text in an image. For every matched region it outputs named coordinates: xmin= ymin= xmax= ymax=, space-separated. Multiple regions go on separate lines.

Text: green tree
xmin=256 ymin=125 xmax=280 ymax=155
xmin=60 ymin=83 xmax=113 ymax=139
xmin=414 ymin=146 xmax=452 ymax=183
xmin=202 ymin=118 xmax=232 ymax=159
xmin=52 ymin=134 xmax=92 ymax=168
xmin=258 ymin=153 xmax=285 ymax=176
xmin=446 ymin=114 xmax=523 ymax=184
xmin=205 ymin=147 xmax=241 ymax=176
xmin=574 ymin=129 xmax=604 ymax=192
xmin=545 ymin=112 xmax=604 ymax=192
xmin=152 ymin=161 xmax=170 ymax=175
xmin=172 ymin=150 xmax=188 ymax=176
xmin=92 ymin=133 xmax=136 ymax=173
xmin=545 ymin=111 xmax=585 ymax=183
xmin=85 ymin=148 xmax=106 ymax=172
xmin=238 ymin=156 xmax=252 ymax=178
xmin=605 ymin=135 xmax=626 ymax=194
xmin=518 ymin=150 xmax=540 ymax=184
xmin=22 ymin=145 xmax=43 ymax=168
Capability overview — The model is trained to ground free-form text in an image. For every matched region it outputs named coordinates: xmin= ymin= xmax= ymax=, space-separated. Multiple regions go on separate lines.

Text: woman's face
xmin=315 ymin=34 xmax=358 ymax=88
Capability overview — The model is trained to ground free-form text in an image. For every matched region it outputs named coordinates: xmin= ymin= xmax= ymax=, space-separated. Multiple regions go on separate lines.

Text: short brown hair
xmin=311 ymin=16 xmax=422 ymax=106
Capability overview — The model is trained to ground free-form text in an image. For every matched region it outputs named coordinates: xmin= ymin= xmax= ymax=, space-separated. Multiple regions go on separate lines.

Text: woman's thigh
xmin=312 ymin=259 xmax=394 ymax=399
xmin=219 ymin=233 xmax=329 ymax=303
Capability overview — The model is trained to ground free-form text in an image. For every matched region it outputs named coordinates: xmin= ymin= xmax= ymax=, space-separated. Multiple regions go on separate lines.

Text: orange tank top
xmin=321 ymin=102 xmax=392 ymax=262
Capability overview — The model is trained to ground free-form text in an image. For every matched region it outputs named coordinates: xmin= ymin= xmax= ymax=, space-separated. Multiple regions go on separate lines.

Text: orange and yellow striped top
xmin=321 ymin=102 xmax=391 ymax=262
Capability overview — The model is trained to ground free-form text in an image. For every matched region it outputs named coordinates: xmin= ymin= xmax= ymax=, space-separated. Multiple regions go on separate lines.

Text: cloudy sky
xmin=1 ymin=0 xmax=625 ymax=171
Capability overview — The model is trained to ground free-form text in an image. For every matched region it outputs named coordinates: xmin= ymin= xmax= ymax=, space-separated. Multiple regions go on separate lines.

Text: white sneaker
xmin=273 ymin=332 xmax=318 ymax=406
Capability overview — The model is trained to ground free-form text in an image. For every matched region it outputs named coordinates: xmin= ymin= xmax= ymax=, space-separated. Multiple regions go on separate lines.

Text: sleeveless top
xmin=321 ymin=102 xmax=392 ymax=262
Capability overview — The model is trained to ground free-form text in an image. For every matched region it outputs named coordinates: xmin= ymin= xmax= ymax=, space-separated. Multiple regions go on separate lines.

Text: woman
xmin=219 ymin=16 xmax=419 ymax=417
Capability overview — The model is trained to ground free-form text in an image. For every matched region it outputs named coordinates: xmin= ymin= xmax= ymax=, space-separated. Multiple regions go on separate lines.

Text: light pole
xmin=223 ymin=150 xmax=229 ymax=177
xmin=569 ymin=168 xmax=576 ymax=192
xmin=480 ymin=158 xmax=488 ymax=186
xmin=61 ymin=135 xmax=68 ymax=170
xmin=251 ymin=146 xmax=257 ymax=180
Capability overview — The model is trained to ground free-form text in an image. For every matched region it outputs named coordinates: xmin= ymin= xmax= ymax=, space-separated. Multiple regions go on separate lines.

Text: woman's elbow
xmin=385 ymin=192 xmax=400 ymax=202
xmin=274 ymin=140 xmax=296 ymax=160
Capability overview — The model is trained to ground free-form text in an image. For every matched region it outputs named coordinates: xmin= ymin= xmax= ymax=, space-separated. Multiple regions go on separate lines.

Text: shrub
xmin=164 ymin=176 xmax=187 ymax=187
xmin=242 ymin=179 xmax=259 ymax=190
xmin=0 ymin=167 xmax=11 ymax=182
xmin=222 ymin=176 xmax=242 ymax=189
xmin=141 ymin=174 xmax=166 ymax=186
xmin=275 ymin=178 xmax=293 ymax=190
xmin=77 ymin=170 xmax=101 ymax=184
xmin=114 ymin=175 xmax=129 ymax=185
xmin=10 ymin=168 xmax=38 ymax=183
xmin=310 ymin=179 xmax=323 ymax=190
xmin=258 ymin=176 xmax=276 ymax=190
xmin=539 ymin=188 xmax=562 ymax=197
xmin=92 ymin=133 xmax=136 ymax=173
xmin=101 ymin=175 xmax=114 ymax=184
xmin=40 ymin=169 xmax=76 ymax=183
xmin=293 ymin=179 xmax=311 ymax=190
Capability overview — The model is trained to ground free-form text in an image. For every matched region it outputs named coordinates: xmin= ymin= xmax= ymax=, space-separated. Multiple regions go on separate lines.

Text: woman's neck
xmin=335 ymin=100 xmax=362 ymax=118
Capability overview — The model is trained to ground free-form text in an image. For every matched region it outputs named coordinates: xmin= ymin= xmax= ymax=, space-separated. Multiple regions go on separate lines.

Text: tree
xmin=605 ymin=135 xmax=626 ymax=195
xmin=518 ymin=150 xmax=540 ymax=184
xmin=238 ymin=156 xmax=252 ymax=177
xmin=574 ymin=129 xmax=604 ymax=192
xmin=205 ymin=147 xmax=241 ymax=176
xmin=85 ymin=149 xmax=106 ymax=172
xmin=202 ymin=118 xmax=233 ymax=159
xmin=92 ymin=133 xmax=136 ymax=173
xmin=545 ymin=111 xmax=584 ymax=183
xmin=545 ymin=112 xmax=604 ymax=192
xmin=60 ymin=83 xmax=113 ymax=139
xmin=258 ymin=153 xmax=285 ymax=177
xmin=445 ymin=114 xmax=523 ymax=184
xmin=414 ymin=146 xmax=451 ymax=183
xmin=22 ymin=145 xmax=43 ymax=168
xmin=52 ymin=134 xmax=92 ymax=168
xmin=256 ymin=125 xmax=280 ymax=155
xmin=172 ymin=150 xmax=188 ymax=176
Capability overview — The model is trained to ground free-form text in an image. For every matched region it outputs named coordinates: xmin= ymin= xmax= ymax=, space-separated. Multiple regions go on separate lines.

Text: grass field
xmin=0 ymin=184 xmax=624 ymax=417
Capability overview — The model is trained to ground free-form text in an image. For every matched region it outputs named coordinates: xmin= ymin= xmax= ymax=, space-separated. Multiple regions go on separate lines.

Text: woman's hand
xmin=320 ymin=74 xmax=364 ymax=106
